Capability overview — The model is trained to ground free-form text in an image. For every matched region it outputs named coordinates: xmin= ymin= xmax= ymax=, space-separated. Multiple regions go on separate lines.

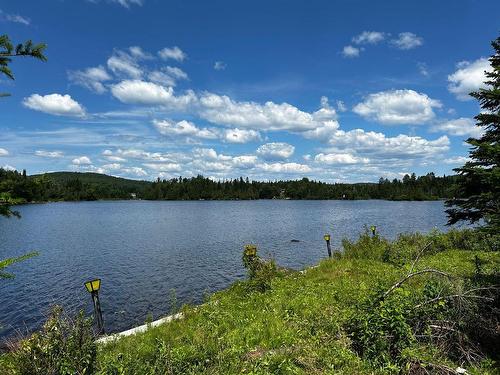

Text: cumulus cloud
xmin=353 ymin=31 xmax=386 ymax=44
xmin=353 ymin=89 xmax=441 ymax=125
xmin=23 ymin=93 xmax=86 ymax=117
xmin=0 ymin=148 xmax=9 ymax=156
xmin=111 ymin=80 xmax=196 ymax=109
xmin=443 ymin=156 xmax=470 ymax=165
xmin=143 ymin=163 xmax=183 ymax=172
xmin=342 ymin=45 xmax=360 ymax=58
xmin=35 ymin=150 xmax=64 ymax=158
xmin=259 ymin=162 xmax=311 ymax=174
xmin=107 ymin=50 xmax=143 ymax=78
xmin=158 ymin=46 xmax=186 ymax=62
xmin=72 ymin=156 xmax=92 ymax=165
xmin=326 ymin=128 xmax=450 ymax=159
xmin=214 ymin=61 xmax=227 ymax=70
xmin=257 ymin=142 xmax=295 ymax=160
xmin=430 ymin=117 xmax=483 ymax=138
xmin=198 ymin=93 xmax=336 ymax=132
xmin=391 ymin=32 xmax=423 ymax=50
xmin=448 ymin=58 xmax=492 ymax=100
xmin=223 ymin=128 xmax=261 ymax=143
xmin=152 ymin=119 xmax=218 ymax=139
xmin=68 ymin=65 xmax=111 ymax=94
xmin=314 ymin=153 xmax=369 ymax=165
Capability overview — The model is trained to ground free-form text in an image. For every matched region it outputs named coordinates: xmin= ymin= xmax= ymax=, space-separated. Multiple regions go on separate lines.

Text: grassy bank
xmin=1 ymin=229 xmax=499 ymax=374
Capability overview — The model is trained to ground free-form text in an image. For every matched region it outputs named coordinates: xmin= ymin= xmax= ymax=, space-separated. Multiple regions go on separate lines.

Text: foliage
xmin=5 ymin=306 xmax=97 ymax=375
xmin=0 ymin=252 xmax=38 ymax=279
xmin=145 ymin=173 xmax=459 ymax=201
xmin=0 ymin=34 xmax=47 ymax=96
xmin=242 ymin=246 xmax=282 ymax=292
xmin=446 ymin=36 xmax=500 ymax=234
xmin=1 ymin=230 xmax=498 ymax=374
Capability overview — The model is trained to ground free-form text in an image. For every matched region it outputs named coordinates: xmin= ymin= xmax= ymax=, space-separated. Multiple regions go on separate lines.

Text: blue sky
xmin=0 ymin=0 xmax=498 ymax=182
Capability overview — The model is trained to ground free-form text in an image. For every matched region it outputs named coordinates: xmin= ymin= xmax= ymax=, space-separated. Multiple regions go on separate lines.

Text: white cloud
xmin=353 ymin=31 xmax=386 ymax=44
xmin=2 ymin=164 xmax=16 ymax=171
xmin=198 ymin=93 xmax=336 ymax=132
xmin=143 ymin=163 xmax=183 ymax=172
xmin=152 ymin=119 xmax=218 ymax=139
xmin=443 ymin=156 xmax=470 ymax=165
xmin=342 ymin=45 xmax=360 ymax=58
xmin=164 ymin=66 xmax=188 ymax=80
xmin=353 ymin=89 xmax=441 ymax=125
xmin=214 ymin=61 xmax=227 ymax=71
xmin=111 ymin=80 xmax=196 ymax=109
xmin=417 ymin=62 xmax=429 ymax=77
xmin=430 ymin=117 xmax=483 ymax=138
xmin=121 ymin=167 xmax=148 ymax=177
xmin=128 ymin=46 xmax=152 ymax=60
xmin=68 ymin=65 xmax=111 ymax=94
xmin=0 ymin=148 xmax=8 ymax=156
xmin=23 ymin=93 xmax=86 ymax=117
xmin=4 ymin=13 xmax=30 ymax=25
xmin=35 ymin=150 xmax=64 ymax=158
xmin=257 ymin=142 xmax=295 ymax=160
xmin=107 ymin=50 xmax=143 ymax=78
xmin=223 ymin=128 xmax=261 ymax=143
xmin=336 ymin=100 xmax=347 ymax=112
xmin=158 ymin=46 xmax=186 ymax=62
xmin=326 ymin=128 xmax=450 ymax=159
xmin=232 ymin=155 xmax=258 ymax=168
xmin=448 ymin=58 xmax=492 ymax=100
xmin=314 ymin=153 xmax=369 ymax=165
xmin=110 ymin=0 xmax=143 ymax=8
xmin=391 ymin=32 xmax=423 ymax=50
xmin=259 ymin=162 xmax=311 ymax=174
xmin=101 ymin=163 xmax=122 ymax=170
xmin=72 ymin=156 xmax=92 ymax=165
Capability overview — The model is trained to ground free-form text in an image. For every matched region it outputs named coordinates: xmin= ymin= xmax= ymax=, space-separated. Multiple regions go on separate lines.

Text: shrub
xmin=10 ymin=306 xmax=96 ymax=375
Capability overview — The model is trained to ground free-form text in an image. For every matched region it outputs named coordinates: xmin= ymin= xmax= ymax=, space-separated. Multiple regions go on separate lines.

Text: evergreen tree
xmin=0 ymin=34 xmax=47 ymax=97
xmin=446 ymin=36 xmax=500 ymax=233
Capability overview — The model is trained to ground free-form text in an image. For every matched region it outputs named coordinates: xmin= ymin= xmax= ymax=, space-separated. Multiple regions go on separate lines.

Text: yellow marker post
xmin=370 ymin=225 xmax=377 ymax=237
xmin=323 ymin=234 xmax=332 ymax=258
xmin=84 ymin=278 xmax=105 ymax=335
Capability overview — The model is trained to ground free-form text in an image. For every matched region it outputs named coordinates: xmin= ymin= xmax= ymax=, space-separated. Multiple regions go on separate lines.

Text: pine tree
xmin=446 ymin=36 xmax=500 ymax=233
xmin=0 ymin=34 xmax=47 ymax=97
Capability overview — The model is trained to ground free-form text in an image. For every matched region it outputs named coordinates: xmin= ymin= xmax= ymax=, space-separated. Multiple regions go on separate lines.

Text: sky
xmin=0 ymin=0 xmax=498 ymax=182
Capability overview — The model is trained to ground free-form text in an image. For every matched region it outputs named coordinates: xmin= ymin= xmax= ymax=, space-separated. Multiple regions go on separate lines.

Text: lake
xmin=0 ymin=200 xmax=457 ymax=340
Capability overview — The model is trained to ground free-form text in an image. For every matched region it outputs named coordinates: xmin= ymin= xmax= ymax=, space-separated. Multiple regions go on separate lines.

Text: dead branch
xmin=383 ymin=269 xmax=452 ymax=299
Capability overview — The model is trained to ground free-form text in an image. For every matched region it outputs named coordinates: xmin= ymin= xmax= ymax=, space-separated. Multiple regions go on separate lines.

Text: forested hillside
xmin=0 ymin=168 xmax=459 ymax=203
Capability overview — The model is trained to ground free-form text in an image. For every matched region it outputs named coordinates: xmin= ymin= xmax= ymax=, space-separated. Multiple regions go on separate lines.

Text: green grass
xmin=2 ymin=229 xmax=498 ymax=374
xmin=94 ymin=230 xmax=499 ymax=374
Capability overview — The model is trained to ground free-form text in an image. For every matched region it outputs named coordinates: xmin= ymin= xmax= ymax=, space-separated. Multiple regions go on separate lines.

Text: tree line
xmin=0 ymin=168 xmax=460 ymax=203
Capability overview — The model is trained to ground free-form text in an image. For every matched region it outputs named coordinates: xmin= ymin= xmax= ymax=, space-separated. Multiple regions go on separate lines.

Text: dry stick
xmin=382 ymin=269 xmax=452 ymax=299
xmin=414 ymin=286 xmax=499 ymax=309
xmin=409 ymin=241 xmax=433 ymax=274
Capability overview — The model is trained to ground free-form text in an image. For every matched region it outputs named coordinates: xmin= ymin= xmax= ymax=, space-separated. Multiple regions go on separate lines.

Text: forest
xmin=0 ymin=168 xmax=460 ymax=203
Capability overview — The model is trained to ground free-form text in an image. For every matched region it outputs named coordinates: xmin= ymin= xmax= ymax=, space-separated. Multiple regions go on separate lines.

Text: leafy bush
xmin=242 ymin=247 xmax=281 ymax=293
xmin=9 ymin=306 xmax=96 ymax=375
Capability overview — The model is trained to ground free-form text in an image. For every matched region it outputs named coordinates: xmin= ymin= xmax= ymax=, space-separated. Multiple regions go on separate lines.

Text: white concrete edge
xmin=96 ymin=312 xmax=184 ymax=345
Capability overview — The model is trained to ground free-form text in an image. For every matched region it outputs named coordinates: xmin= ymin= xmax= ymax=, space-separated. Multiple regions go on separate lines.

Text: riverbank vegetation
xmin=0 ymin=168 xmax=460 ymax=202
xmin=0 ymin=228 xmax=498 ymax=374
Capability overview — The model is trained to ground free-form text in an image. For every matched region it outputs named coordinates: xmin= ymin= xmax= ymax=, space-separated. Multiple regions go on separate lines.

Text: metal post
xmin=91 ymin=291 xmax=105 ymax=335
xmin=324 ymin=234 xmax=332 ymax=258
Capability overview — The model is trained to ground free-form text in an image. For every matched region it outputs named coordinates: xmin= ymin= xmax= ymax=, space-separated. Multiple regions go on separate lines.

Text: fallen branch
xmin=383 ymin=269 xmax=452 ymax=299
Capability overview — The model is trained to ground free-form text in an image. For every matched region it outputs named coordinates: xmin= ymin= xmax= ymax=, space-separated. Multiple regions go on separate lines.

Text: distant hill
xmin=31 ymin=172 xmax=151 ymax=190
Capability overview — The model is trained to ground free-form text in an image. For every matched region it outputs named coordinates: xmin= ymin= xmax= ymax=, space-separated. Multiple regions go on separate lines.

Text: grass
xmin=1 ymin=228 xmax=499 ymax=374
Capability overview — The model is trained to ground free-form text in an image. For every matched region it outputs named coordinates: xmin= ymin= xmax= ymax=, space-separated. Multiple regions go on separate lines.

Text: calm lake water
xmin=0 ymin=200 xmax=458 ymax=340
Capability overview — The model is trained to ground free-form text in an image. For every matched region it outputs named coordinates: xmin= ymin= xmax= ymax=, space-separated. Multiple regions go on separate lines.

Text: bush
xmin=10 ymin=306 xmax=97 ymax=375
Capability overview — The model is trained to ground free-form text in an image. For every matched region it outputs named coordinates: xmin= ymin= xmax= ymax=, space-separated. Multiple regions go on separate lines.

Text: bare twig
xmin=409 ymin=242 xmax=433 ymax=274
xmin=383 ymin=269 xmax=452 ymax=299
